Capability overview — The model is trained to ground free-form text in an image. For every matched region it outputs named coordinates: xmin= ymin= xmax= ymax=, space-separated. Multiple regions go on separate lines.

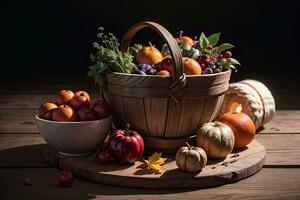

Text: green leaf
xmin=229 ymin=58 xmax=241 ymax=65
xmin=216 ymin=43 xmax=234 ymax=52
xmin=227 ymin=64 xmax=237 ymax=72
xmin=207 ymin=33 xmax=220 ymax=46
xmin=129 ymin=44 xmax=143 ymax=57
xmin=199 ymin=33 xmax=209 ymax=49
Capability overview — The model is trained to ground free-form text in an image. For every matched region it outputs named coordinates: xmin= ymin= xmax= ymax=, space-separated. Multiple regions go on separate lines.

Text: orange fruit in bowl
xmin=52 ymin=105 xmax=77 ymax=122
xmin=156 ymin=70 xmax=170 ymax=76
xmin=55 ymin=90 xmax=74 ymax=105
xmin=182 ymin=57 xmax=202 ymax=75
xmin=74 ymin=91 xmax=91 ymax=102
xmin=39 ymin=102 xmax=58 ymax=120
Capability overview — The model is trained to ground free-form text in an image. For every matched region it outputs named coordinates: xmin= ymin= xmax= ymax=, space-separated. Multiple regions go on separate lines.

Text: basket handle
xmin=120 ymin=21 xmax=186 ymax=103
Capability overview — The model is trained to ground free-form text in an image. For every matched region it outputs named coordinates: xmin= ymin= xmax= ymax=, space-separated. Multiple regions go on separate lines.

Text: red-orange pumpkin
xmin=219 ymin=112 xmax=255 ymax=149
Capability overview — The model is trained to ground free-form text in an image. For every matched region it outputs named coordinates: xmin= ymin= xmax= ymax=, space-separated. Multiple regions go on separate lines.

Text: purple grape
xmin=147 ymin=68 xmax=157 ymax=75
xmin=137 ymin=64 xmax=151 ymax=72
xmin=132 ymin=69 xmax=146 ymax=75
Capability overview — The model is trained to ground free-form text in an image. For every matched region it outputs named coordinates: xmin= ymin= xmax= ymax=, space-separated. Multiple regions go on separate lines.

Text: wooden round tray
xmin=42 ymin=140 xmax=265 ymax=189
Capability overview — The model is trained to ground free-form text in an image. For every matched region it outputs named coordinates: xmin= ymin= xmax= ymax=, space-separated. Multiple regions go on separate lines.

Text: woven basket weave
xmin=218 ymin=79 xmax=276 ymax=129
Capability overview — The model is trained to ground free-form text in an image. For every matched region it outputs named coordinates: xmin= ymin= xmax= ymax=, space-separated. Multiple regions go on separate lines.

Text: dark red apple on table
xmin=77 ymin=107 xmax=96 ymax=121
xmin=69 ymin=93 xmax=90 ymax=110
xmin=109 ymin=124 xmax=144 ymax=164
xmin=38 ymin=102 xmax=57 ymax=120
xmin=157 ymin=57 xmax=174 ymax=74
xmin=57 ymin=171 xmax=73 ymax=187
xmin=55 ymin=90 xmax=74 ymax=105
xmin=90 ymin=100 xmax=111 ymax=119
xmin=52 ymin=105 xmax=77 ymax=122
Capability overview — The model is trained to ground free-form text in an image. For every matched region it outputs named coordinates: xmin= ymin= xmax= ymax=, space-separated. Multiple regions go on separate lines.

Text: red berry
xmin=199 ymin=55 xmax=211 ymax=65
xmin=218 ymin=54 xmax=224 ymax=58
xmin=214 ymin=61 xmax=220 ymax=66
xmin=208 ymin=45 xmax=213 ymax=50
xmin=57 ymin=171 xmax=73 ymax=187
xmin=96 ymin=147 xmax=113 ymax=164
xmin=200 ymin=63 xmax=206 ymax=70
xmin=224 ymin=51 xmax=232 ymax=58
xmin=205 ymin=58 xmax=211 ymax=64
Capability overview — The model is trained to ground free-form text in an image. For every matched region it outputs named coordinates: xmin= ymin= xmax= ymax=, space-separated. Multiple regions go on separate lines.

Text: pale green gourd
xmin=196 ymin=122 xmax=235 ymax=159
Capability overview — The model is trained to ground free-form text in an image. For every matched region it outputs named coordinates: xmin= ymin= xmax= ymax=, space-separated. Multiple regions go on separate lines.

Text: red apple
xmin=77 ymin=107 xmax=96 ymax=121
xmin=69 ymin=93 xmax=90 ymax=110
xmin=90 ymin=100 xmax=111 ymax=119
xmin=52 ymin=105 xmax=77 ymax=122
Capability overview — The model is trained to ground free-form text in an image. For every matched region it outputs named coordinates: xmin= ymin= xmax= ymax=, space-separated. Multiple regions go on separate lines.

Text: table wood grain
xmin=0 ymin=90 xmax=300 ymax=199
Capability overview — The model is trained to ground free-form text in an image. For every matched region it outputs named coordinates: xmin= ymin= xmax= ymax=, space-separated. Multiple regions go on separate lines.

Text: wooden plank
xmin=256 ymin=134 xmax=300 ymax=150
xmin=0 ymin=168 xmax=300 ymax=199
xmin=0 ymin=94 xmax=101 ymax=109
xmin=0 ymin=108 xmax=299 ymax=136
xmin=0 ymin=134 xmax=45 ymax=151
xmin=41 ymin=140 xmax=265 ymax=189
xmin=0 ymin=82 xmax=96 ymax=95
xmin=144 ymin=98 xmax=168 ymax=137
xmin=122 ymin=97 xmax=149 ymax=135
xmin=0 ymin=110 xmax=38 ymax=133
xmin=260 ymin=110 xmax=300 ymax=134
xmin=0 ymin=134 xmax=300 ymax=168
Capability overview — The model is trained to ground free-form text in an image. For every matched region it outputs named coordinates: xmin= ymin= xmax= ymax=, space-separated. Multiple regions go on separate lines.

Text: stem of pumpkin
xmin=148 ymin=42 xmax=154 ymax=48
xmin=125 ymin=123 xmax=130 ymax=136
xmin=185 ymin=142 xmax=191 ymax=150
xmin=179 ymin=30 xmax=183 ymax=40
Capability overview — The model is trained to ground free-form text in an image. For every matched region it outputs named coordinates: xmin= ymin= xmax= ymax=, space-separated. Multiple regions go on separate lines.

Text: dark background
xmin=1 ymin=0 xmax=299 ymax=88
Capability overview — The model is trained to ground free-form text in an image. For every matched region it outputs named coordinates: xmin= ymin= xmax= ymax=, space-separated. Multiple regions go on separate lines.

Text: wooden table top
xmin=0 ymin=83 xmax=300 ymax=200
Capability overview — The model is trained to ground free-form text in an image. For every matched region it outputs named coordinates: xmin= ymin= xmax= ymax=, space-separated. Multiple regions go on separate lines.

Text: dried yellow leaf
xmin=144 ymin=152 xmax=167 ymax=174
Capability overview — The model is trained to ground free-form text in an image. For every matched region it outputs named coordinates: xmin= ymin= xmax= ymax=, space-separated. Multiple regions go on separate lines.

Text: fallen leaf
xmin=144 ymin=152 xmax=167 ymax=174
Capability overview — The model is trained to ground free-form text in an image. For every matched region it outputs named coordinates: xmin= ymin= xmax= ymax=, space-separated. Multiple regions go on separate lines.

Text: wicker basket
xmin=105 ymin=22 xmax=231 ymax=153
xmin=218 ymin=79 xmax=276 ymax=129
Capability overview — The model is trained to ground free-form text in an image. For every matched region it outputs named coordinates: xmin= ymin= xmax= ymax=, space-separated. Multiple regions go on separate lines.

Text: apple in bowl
xmin=36 ymin=89 xmax=112 ymax=156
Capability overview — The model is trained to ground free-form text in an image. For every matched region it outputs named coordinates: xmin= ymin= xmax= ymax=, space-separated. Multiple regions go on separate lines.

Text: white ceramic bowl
xmin=35 ymin=115 xmax=112 ymax=156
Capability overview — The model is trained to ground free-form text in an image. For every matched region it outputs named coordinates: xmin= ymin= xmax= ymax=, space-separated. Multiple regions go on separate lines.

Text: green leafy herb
xmin=216 ymin=43 xmax=234 ymax=53
xmin=199 ymin=33 xmax=209 ymax=49
xmin=207 ymin=33 xmax=220 ymax=47
xmin=129 ymin=44 xmax=143 ymax=58
xmin=88 ymin=27 xmax=135 ymax=89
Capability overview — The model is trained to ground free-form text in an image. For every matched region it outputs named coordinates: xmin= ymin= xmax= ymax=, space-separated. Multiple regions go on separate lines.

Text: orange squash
xmin=219 ymin=111 xmax=255 ymax=149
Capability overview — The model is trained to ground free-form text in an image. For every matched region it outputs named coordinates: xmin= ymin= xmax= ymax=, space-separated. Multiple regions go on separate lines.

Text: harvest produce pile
xmin=37 ymin=91 xmax=256 ymax=175
xmin=38 ymin=90 xmax=110 ymax=122
xmin=88 ymin=27 xmax=240 ymax=89
xmin=36 ymin=23 xmax=264 ymax=187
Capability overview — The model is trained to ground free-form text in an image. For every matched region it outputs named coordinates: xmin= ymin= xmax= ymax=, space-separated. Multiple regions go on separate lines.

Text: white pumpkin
xmin=176 ymin=143 xmax=207 ymax=172
xmin=196 ymin=122 xmax=235 ymax=159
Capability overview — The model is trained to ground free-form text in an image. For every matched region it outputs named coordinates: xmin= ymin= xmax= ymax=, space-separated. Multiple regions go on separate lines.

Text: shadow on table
xmin=0 ymin=144 xmax=221 ymax=200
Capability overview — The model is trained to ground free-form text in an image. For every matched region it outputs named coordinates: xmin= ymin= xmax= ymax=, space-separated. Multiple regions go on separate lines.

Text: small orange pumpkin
xmin=219 ymin=105 xmax=255 ymax=149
